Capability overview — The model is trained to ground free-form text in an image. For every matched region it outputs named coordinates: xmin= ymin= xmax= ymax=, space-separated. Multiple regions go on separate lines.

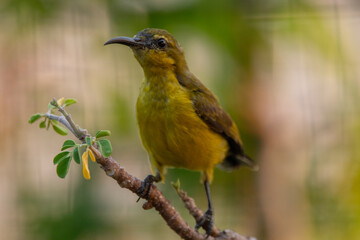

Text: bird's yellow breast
xmin=136 ymin=72 xmax=228 ymax=181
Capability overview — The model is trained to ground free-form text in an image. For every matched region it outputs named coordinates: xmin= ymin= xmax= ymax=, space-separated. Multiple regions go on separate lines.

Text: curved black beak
xmin=104 ymin=36 xmax=144 ymax=47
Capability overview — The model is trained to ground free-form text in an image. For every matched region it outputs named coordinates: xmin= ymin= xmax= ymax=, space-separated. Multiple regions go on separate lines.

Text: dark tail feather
xmin=218 ymin=153 xmax=259 ymax=172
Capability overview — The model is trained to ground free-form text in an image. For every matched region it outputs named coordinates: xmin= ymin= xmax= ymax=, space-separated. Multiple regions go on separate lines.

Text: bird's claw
xmin=136 ymin=174 xmax=158 ymax=202
xmin=195 ymin=209 xmax=214 ymax=238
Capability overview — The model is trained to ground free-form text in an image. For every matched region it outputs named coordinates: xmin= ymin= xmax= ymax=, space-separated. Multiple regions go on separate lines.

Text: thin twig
xmin=174 ymin=187 xmax=221 ymax=236
xmin=45 ymin=113 xmax=78 ymax=137
xmin=174 ymin=188 xmax=255 ymax=240
xmin=50 ymin=99 xmax=87 ymax=140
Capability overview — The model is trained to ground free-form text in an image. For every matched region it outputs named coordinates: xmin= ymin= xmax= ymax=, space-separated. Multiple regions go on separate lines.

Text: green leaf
xmin=97 ymin=139 xmax=112 ymax=158
xmin=53 ymin=151 xmax=70 ymax=165
xmin=61 ymin=139 xmax=76 ymax=151
xmin=72 ymin=146 xmax=80 ymax=164
xmin=56 ymin=156 xmax=71 ymax=178
xmin=85 ymin=136 xmax=92 ymax=146
xmin=29 ymin=113 xmax=42 ymax=123
xmin=39 ymin=120 xmax=46 ymax=128
xmin=95 ymin=130 xmax=111 ymax=139
xmin=63 ymin=98 xmax=77 ymax=107
xmin=51 ymin=120 xmax=68 ymax=136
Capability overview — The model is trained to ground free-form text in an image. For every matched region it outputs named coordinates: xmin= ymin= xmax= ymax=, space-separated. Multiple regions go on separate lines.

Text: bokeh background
xmin=1 ymin=0 xmax=360 ymax=239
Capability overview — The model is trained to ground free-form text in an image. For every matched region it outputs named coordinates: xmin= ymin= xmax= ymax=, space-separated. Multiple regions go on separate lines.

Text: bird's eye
xmin=157 ymin=38 xmax=167 ymax=48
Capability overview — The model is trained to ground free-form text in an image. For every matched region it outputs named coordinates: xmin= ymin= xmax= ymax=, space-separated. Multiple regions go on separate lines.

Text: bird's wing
xmin=176 ymin=72 xmax=257 ymax=170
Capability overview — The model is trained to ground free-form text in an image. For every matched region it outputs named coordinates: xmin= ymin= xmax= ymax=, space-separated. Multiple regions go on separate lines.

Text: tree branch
xmin=89 ymin=146 xmax=254 ymax=240
xmin=90 ymin=146 xmax=207 ymax=240
xmin=48 ymin=102 xmax=256 ymax=240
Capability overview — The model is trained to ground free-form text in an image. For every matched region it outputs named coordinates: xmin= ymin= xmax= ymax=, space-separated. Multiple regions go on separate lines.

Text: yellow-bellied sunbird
xmin=105 ymin=28 xmax=257 ymax=234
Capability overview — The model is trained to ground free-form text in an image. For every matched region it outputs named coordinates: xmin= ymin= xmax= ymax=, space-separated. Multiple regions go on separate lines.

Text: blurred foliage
xmin=1 ymin=0 xmax=64 ymax=26
xmin=105 ymin=0 xmax=268 ymax=72
xmin=108 ymin=91 xmax=134 ymax=136
xmin=308 ymin=182 xmax=355 ymax=239
xmin=19 ymin=181 xmax=113 ymax=240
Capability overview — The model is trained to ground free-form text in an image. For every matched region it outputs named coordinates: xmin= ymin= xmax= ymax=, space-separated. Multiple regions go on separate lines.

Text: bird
xmin=104 ymin=28 xmax=257 ymax=235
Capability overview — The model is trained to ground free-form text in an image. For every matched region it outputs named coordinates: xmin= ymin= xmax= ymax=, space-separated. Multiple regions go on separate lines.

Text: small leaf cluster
xmin=29 ymin=98 xmax=113 ymax=180
xmin=53 ymin=130 xmax=112 ymax=179
xmin=28 ymin=97 xmax=77 ymax=135
xmin=53 ymin=140 xmax=77 ymax=178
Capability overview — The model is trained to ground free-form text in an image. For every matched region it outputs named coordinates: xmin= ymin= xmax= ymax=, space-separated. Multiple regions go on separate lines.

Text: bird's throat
xmin=142 ymin=64 xmax=176 ymax=81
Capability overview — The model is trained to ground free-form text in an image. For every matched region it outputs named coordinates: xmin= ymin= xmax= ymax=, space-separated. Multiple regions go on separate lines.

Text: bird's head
xmin=105 ymin=28 xmax=187 ymax=74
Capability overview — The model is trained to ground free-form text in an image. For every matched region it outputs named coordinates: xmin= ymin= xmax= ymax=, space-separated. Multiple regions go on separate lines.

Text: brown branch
xmin=46 ymin=100 xmax=256 ymax=240
xmin=90 ymin=145 xmax=256 ymax=240
xmin=90 ymin=146 xmax=206 ymax=240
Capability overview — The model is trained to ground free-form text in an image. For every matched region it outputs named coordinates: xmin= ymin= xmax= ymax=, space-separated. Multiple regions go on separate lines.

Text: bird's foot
xmin=136 ymin=174 xmax=159 ymax=202
xmin=195 ymin=208 xmax=214 ymax=238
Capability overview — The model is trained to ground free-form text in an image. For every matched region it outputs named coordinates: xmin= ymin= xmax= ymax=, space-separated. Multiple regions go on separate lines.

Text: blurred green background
xmin=1 ymin=0 xmax=360 ymax=239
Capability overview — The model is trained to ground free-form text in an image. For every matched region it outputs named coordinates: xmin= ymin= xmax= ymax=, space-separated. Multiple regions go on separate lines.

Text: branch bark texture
xmin=90 ymin=146 xmax=254 ymax=240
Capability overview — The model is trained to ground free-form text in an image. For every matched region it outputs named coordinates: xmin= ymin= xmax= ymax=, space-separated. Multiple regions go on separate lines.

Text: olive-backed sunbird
xmin=105 ymin=28 xmax=257 ymax=234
